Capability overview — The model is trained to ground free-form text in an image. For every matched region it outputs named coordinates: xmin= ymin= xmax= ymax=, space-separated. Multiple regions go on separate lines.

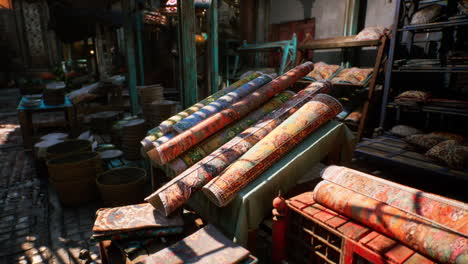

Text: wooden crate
xmin=277 ymin=192 xmax=438 ymax=264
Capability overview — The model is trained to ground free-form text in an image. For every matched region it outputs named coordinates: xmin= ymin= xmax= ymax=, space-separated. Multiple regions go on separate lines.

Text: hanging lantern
xmin=164 ymin=0 xmax=177 ymax=14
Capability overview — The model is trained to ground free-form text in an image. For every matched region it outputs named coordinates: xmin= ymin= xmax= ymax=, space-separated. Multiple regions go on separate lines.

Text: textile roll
xmin=157 ymin=72 xmax=261 ymax=134
xmin=312 ymin=181 xmax=467 ymax=264
xmin=172 ymin=75 xmax=273 ymax=133
xmin=148 ymin=62 xmax=314 ymax=165
xmin=320 ymin=166 xmax=468 ymax=235
xmin=203 ymin=94 xmax=342 ymax=207
xmin=142 ymin=72 xmax=261 ymax=149
xmin=145 ymin=81 xmax=331 ymax=216
xmin=168 ymin=90 xmax=296 ymax=175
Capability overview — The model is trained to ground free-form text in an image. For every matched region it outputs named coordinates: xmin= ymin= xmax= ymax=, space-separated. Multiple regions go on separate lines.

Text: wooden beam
xmin=178 ymin=0 xmax=198 ymax=107
xmin=208 ymin=0 xmax=219 ymax=93
xmin=122 ymin=0 xmax=140 ymax=114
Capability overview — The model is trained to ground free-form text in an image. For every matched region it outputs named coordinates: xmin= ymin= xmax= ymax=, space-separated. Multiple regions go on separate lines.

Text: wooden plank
xmin=385 ymin=244 xmax=415 ymax=264
xmin=357 ymin=34 xmax=388 ymax=139
xmin=324 ymin=215 xmax=349 ymax=229
xmin=358 ymin=231 xmax=380 ymax=245
xmin=178 ymin=0 xmax=198 ymax=107
xmin=403 ymin=253 xmax=436 ymax=264
xmin=337 ymin=222 xmax=370 ymax=241
xmin=299 ymin=37 xmax=380 ymax=50
xmin=302 ymin=205 xmax=323 ymax=218
xmin=208 ymin=0 xmax=219 ymax=93
xmin=313 ymin=208 xmax=338 ymax=223
xmin=287 ymin=192 xmax=315 ymax=210
xmin=366 ymin=234 xmax=397 ymax=255
xmin=122 ymin=0 xmax=140 ymax=115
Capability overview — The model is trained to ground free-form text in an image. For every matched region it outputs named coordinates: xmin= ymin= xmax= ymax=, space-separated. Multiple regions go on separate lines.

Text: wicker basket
xmin=50 ymin=177 xmax=97 ymax=206
xmin=141 ymin=100 xmax=178 ymax=127
xmin=45 ymin=139 xmax=92 ymax=160
xmin=137 ymin=84 xmax=164 ymax=105
xmin=47 ymin=152 xmax=103 ymax=182
xmin=96 ymin=167 xmax=147 ymax=206
xmin=87 ymin=111 xmax=123 ymax=134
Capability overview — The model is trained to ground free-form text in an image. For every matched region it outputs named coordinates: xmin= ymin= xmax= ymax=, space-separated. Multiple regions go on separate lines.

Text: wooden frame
xmin=298 ymin=34 xmax=389 ymax=140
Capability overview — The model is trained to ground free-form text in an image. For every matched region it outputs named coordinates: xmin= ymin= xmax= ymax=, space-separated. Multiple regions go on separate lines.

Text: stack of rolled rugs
xmin=313 ymin=166 xmax=467 ymax=264
xmin=141 ymin=62 xmax=347 ymax=217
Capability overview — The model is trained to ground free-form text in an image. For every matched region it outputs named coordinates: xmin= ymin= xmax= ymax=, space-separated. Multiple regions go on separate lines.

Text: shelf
xmin=399 ymin=19 xmax=468 ymax=32
xmin=298 ymin=36 xmax=381 ymax=50
xmin=387 ymin=102 xmax=468 ymax=117
xmin=392 ymin=67 xmax=468 ymax=73
xmin=355 ymin=136 xmax=468 ymax=182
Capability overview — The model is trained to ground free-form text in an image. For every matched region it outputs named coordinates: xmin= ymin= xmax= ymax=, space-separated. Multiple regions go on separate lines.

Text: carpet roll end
xmin=144 ymin=193 xmax=171 ymax=216
xmin=146 ymin=148 xmax=163 ymax=165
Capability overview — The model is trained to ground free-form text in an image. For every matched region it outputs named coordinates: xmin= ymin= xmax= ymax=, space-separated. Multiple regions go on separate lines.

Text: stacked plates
xmin=137 ymin=84 xmax=164 ymax=105
xmin=22 ymin=94 xmax=42 ymax=108
xmin=142 ymin=100 xmax=178 ymax=127
xmin=120 ymin=119 xmax=147 ymax=160
xmin=22 ymin=99 xmax=41 ymax=108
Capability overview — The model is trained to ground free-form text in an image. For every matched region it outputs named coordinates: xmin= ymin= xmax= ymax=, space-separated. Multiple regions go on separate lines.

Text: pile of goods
xmin=137 ymin=62 xmax=345 ymax=216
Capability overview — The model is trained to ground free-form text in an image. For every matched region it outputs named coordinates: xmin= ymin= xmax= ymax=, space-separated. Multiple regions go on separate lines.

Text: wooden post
xmin=208 ymin=0 xmax=219 ymax=94
xmin=122 ymin=0 xmax=140 ymax=115
xmin=177 ymin=0 xmax=198 ymax=107
xmin=136 ymin=9 xmax=145 ymax=85
xmin=272 ymin=192 xmax=288 ymax=264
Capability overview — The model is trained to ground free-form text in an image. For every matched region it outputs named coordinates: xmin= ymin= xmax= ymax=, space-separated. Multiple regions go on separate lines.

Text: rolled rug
xmin=148 ymin=62 xmax=314 ymax=166
xmin=142 ymin=72 xmax=261 ymax=150
xmin=172 ymin=74 xmax=273 ymax=133
xmin=145 ymin=81 xmax=330 ymax=216
xmin=168 ymin=90 xmax=296 ymax=175
xmin=202 ymin=94 xmax=342 ymax=207
xmin=320 ymin=165 xmax=468 ymax=235
xmin=312 ymin=180 xmax=467 ymax=264
xmin=158 ymin=72 xmax=262 ymax=134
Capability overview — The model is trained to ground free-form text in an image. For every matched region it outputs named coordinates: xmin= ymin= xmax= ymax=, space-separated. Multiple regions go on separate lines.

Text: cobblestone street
xmin=0 ymin=89 xmax=101 ymax=264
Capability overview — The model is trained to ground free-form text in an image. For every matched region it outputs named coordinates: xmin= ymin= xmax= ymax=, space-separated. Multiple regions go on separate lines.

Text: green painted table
xmin=17 ymin=96 xmax=77 ymax=149
xmin=186 ymin=120 xmax=355 ymax=246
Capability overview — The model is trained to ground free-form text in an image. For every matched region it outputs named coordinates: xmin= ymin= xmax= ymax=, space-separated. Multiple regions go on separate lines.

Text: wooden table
xmin=17 ymin=96 xmax=78 ymax=150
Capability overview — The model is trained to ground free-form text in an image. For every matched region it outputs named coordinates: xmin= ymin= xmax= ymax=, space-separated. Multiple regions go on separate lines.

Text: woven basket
xmin=96 ymin=167 xmax=146 ymax=206
xmin=47 ymin=152 xmax=103 ymax=182
xmin=50 ymin=177 xmax=97 ymax=206
xmin=45 ymin=139 xmax=92 ymax=160
xmin=87 ymin=111 xmax=123 ymax=134
xmin=142 ymin=100 xmax=178 ymax=127
xmin=137 ymin=84 xmax=164 ymax=105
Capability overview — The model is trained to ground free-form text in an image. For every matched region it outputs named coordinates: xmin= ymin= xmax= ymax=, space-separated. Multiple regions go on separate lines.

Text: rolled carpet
xmin=312 ymin=180 xmax=467 ymax=264
xmin=141 ymin=72 xmax=261 ymax=148
xmin=320 ymin=165 xmax=468 ymax=235
xmin=158 ymin=72 xmax=261 ymax=134
xmin=148 ymin=62 xmax=314 ymax=165
xmin=145 ymin=81 xmax=331 ymax=216
xmin=172 ymin=75 xmax=273 ymax=133
xmin=167 ymin=90 xmax=296 ymax=175
xmin=202 ymin=93 xmax=342 ymax=207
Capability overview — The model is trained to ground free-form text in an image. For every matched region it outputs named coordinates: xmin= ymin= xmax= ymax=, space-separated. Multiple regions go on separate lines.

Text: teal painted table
xmin=186 ymin=121 xmax=355 ymax=246
xmin=17 ymin=97 xmax=77 ymax=149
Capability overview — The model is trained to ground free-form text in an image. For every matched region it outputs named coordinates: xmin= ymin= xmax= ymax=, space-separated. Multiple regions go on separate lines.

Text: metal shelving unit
xmin=379 ymin=0 xmax=468 ymax=130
